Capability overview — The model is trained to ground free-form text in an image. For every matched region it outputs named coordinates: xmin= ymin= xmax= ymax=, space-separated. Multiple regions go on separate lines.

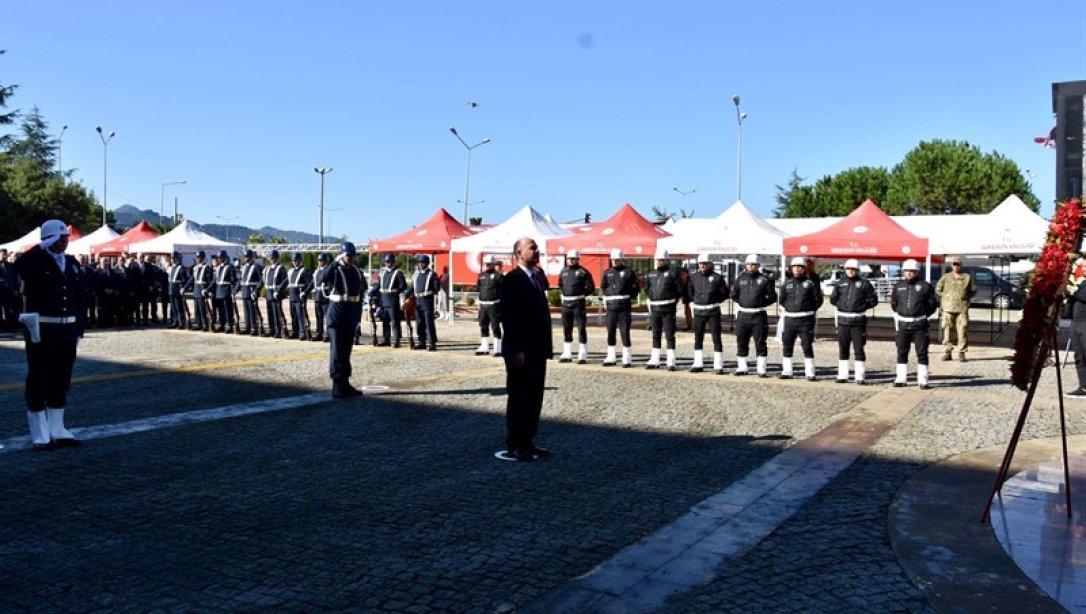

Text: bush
xmin=547 ymin=289 xmax=562 ymax=307
xmin=466 ymin=296 xmax=476 ymax=307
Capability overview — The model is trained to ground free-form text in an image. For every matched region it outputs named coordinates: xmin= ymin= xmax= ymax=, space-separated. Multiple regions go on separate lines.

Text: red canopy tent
xmin=91 ymin=221 xmax=160 ymax=256
xmin=548 ymin=204 xmax=671 ymax=281
xmin=782 ymin=200 xmax=928 ymax=261
xmin=68 ymin=226 xmax=84 ymax=241
xmin=370 ymin=207 xmax=474 ymax=254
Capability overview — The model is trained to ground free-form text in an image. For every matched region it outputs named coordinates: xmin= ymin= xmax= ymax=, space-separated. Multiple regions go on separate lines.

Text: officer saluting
xmin=409 ymin=255 xmax=441 ymax=351
xmin=475 ymin=255 xmax=503 ymax=356
xmin=287 ymin=252 xmax=313 ymax=340
xmin=687 ymin=253 xmax=729 ymax=374
xmin=15 ymin=220 xmax=85 ymax=450
xmin=644 ymin=248 xmax=682 ymax=371
xmin=892 ymin=259 xmax=939 ymax=389
xmin=557 ymin=249 xmax=595 ymax=364
xmin=731 ymin=254 xmax=776 ymax=377
xmin=238 ymin=249 xmax=263 ymax=335
xmin=778 ymin=256 xmax=823 ymax=380
xmin=601 ymin=248 xmax=640 ymax=367
xmin=829 ymin=259 xmax=878 ymax=384
xmin=312 ymin=252 xmax=331 ymax=342
xmin=191 ymin=251 xmax=214 ymax=331
xmin=376 ymin=253 xmax=407 ymax=347
xmin=320 ymin=242 xmax=365 ymax=397
xmin=165 ymin=251 xmax=191 ymax=330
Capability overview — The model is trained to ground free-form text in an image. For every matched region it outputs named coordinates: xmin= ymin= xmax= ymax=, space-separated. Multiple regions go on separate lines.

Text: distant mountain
xmin=112 ymin=205 xmax=340 ymax=244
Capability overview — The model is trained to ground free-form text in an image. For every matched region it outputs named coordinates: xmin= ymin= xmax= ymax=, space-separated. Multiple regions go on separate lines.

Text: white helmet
xmin=566 ymin=249 xmax=580 ymax=259
xmin=789 ymin=256 xmax=807 ymax=267
xmin=610 ymin=248 xmax=624 ymax=260
xmin=843 ymin=258 xmax=860 ymax=269
xmin=697 ymin=252 xmax=712 ymax=263
xmin=902 ymin=259 xmax=920 ymax=271
xmin=744 ymin=254 xmax=760 ymax=265
xmin=655 ymin=248 xmax=670 ymax=260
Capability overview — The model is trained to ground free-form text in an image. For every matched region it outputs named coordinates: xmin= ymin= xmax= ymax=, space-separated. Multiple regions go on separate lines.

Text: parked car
xmin=819 ymin=266 xmax=879 ymax=296
xmin=939 ymin=265 xmax=1023 ymax=310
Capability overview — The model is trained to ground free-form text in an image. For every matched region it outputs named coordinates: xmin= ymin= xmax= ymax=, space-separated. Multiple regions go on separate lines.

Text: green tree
xmin=775 ymin=166 xmax=890 ymax=217
xmin=7 ymin=106 xmax=55 ymax=165
xmin=246 ymin=233 xmax=266 ymax=244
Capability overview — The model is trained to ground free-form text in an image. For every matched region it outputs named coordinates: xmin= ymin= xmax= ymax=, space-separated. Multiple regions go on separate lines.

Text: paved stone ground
xmin=0 ymin=318 xmax=1075 ymax=611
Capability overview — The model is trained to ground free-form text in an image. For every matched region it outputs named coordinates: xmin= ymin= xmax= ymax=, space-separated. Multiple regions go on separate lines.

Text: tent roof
xmin=658 ymin=201 xmax=783 ymax=255
xmin=450 ymin=204 xmax=570 ymax=254
xmin=125 ymin=219 xmax=243 ymax=254
xmin=549 ymin=204 xmax=669 ymax=257
xmin=369 ymin=207 xmax=474 ymax=253
xmin=67 ymin=225 xmax=120 ymax=255
xmin=0 ymin=224 xmax=83 ymax=253
xmin=782 ymin=200 xmax=928 ymax=259
xmin=91 ymin=221 xmax=161 ymax=256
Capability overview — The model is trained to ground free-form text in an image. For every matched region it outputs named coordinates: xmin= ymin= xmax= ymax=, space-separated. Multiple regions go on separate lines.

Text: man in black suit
xmin=495 ymin=237 xmax=553 ymax=462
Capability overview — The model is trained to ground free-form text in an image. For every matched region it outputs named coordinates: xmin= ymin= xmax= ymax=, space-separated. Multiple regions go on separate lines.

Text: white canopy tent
xmin=0 ymin=227 xmax=41 ymax=253
xmin=66 ymin=225 xmax=120 ymax=256
xmin=125 ymin=220 xmax=243 ymax=264
xmin=657 ymin=200 xmax=785 ymax=256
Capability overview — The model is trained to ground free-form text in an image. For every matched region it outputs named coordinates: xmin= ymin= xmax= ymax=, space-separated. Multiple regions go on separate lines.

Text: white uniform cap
xmin=744 ymin=254 xmax=760 ymax=265
xmin=789 ymin=256 xmax=807 ymax=267
xmin=902 ymin=258 xmax=920 ymax=271
xmin=697 ymin=252 xmax=712 ymax=263
xmin=566 ymin=249 xmax=580 ymax=259
xmin=655 ymin=248 xmax=670 ymax=260
xmin=843 ymin=258 xmax=860 ymax=269
xmin=610 ymin=248 xmax=624 ymax=260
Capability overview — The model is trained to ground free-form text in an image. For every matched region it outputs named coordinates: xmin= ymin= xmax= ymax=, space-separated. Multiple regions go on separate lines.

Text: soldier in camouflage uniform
xmin=934 ymin=256 xmax=977 ymax=362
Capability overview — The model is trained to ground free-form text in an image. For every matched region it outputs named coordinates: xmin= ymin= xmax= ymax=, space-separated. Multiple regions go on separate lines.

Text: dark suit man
xmin=496 ymin=237 xmax=553 ymax=462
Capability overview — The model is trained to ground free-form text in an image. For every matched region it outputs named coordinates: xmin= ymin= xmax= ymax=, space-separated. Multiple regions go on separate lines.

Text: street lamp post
xmin=216 ymin=215 xmax=239 ymax=244
xmin=95 ymin=126 xmax=116 ymax=226
xmin=313 ymin=167 xmax=333 ymax=244
xmin=325 ymin=206 xmax=345 ymax=239
xmin=673 ymin=186 xmax=695 ymax=206
xmin=160 ymin=180 xmax=187 ymax=223
xmin=449 ymin=126 xmax=491 ymax=224
xmin=58 ymin=124 xmax=68 ymax=178
xmin=456 ymin=198 xmax=485 ymax=222
xmin=731 ymin=94 xmax=747 ymax=202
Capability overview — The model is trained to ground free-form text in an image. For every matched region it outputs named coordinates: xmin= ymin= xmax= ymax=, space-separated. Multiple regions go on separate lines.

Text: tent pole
xmin=925 ymin=253 xmax=932 ymax=283
xmin=448 ymin=248 xmax=454 ymax=323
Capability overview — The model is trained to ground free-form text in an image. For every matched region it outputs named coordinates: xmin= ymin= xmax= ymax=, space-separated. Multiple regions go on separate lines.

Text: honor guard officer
xmin=165 ymin=252 xmax=191 ymax=330
xmin=892 ymin=259 xmax=939 ymax=389
xmin=557 ymin=249 xmax=595 ymax=364
xmin=263 ymin=250 xmax=288 ymax=338
xmin=15 ymin=220 xmax=85 ymax=450
xmin=731 ymin=254 xmax=777 ymax=377
xmin=601 ymin=248 xmax=640 ymax=367
xmin=212 ymin=249 xmax=237 ymax=333
xmin=644 ymin=248 xmax=682 ymax=371
xmin=688 ymin=253 xmax=729 ymax=373
xmin=191 ymin=250 xmax=214 ymax=331
xmin=312 ymin=252 xmax=331 ymax=342
xmin=778 ymin=256 xmax=824 ymax=380
xmin=238 ymin=249 xmax=263 ymax=335
xmin=321 ymin=242 xmax=365 ymax=397
xmin=830 ymin=259 xmax=878 ymax=384
xmin=376 ymin=253 xmax=407 ymax=347
xmin=475 ymin=255 xmax=503 ymax=356
xmin=409 ymin=255 xmax=441 ymax=351
xmin=287 ymin=252 xmax=314 ymax=340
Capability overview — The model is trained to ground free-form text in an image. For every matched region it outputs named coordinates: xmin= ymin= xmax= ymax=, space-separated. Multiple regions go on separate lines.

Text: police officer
xmin=935 ymin=256 xmax=977 ymax=362
xmin=14 ymin=220 xmax=85 ymax=450
xmin=778 ymin=256 xmax=824 ymax=380
xmin=557 ymin=249 xmax=595 ymax=364
xmin=376 ymin=253 xmax=407 ymax=347
xmin=139 ymin=254 xmax=162 ymax=324
xmin=212 ymin=249 xmax=237 ymax=333
xmin=237 ymin=249 xmax=263 ymax=335
xmin=263 ymin=250 xmax=289 ymax=338
xmin=644 ymin=248 xmax=682 ymax=371
xmin=475 ymin=254 xmax=503 ymax=356
xmin=320 ymin=242 xmax=365 ymax=397
xmin=165 ymin=251 xmax=191 ymax=330
xmin=287 ymin=252 xmax=313 ymax=340
xmin=601 ymin=248 xmax=640 ymax=367
xmin=312 ymin=252 xmax=331 ymax=342
xmin=829 ymin=259 xmax=878 ymax=384
xmin=892 ymin=259 xmax=939 ymax=389
xmin=191 ymin=250 xmax=214 ymax=331
xmin=409 ymin=255 xmax=441 ymax=351
xmin=687 ymin=253 xmax=729 ymax=373
xmin=731 ymin=254 xmax=777 ymax=377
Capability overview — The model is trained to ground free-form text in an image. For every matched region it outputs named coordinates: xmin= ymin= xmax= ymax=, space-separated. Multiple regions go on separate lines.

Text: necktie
xmin=528 ymin=270 xmax=541 ymax=293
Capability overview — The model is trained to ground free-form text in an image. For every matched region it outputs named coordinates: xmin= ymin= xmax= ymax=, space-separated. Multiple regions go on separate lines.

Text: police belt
xmin=779 ymin=310 xmax=815 ymax=318
xmin=477 ymin=299 xmax=499 ymax=306
xmin=834 ymin=309 xmax=866 ymax=327
xmin=329 ymin=295 xmax=361 ymax=303
xmin=692 ymin=302 xmax=723 ymax=311
xmin=241 ymin=282 xmax=261 ymax=286
xmin=647 ymin=298 xmax=677 ymax=307
xmin=287 ymin=284 xmax=306 ymax=288
xmin=735 ymin=306 xmax=768 ymax=313
xmin=561 ymin=294 xmax=586 ymax=302
xmin=39 ymin=316 xmax=77 ymax=324
xmin=602 ymin=295 xmax=631 ymax=302
xmin=216 ymin=280 xmax=232 ymax=285
xmin=893 ymin=313 xmax=930 ymax=332
xmin=415 ymin=291 xmax=434 ymax=297
xmin=380 ymin=289 xmax=400 ymax=293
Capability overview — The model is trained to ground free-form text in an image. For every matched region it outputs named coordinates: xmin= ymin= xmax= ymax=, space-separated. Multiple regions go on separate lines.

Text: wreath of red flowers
xmin=1010 ymin=198 xmax=1083 ymax=390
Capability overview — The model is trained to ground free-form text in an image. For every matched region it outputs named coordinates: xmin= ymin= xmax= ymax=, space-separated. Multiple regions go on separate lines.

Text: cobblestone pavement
xmin=0 ymin=319 xmax=1072 ymax=611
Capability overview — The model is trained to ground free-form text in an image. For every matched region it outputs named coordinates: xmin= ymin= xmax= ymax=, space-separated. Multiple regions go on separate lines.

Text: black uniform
xmin=0 ymin=257 xmax=17 ymax=330
xmin=409 ymin=267 xmax=441 ymax=350
xmin=287 ymin=266 xmax=314 ymax=339
xmin=321 ymin=258 xmax=365 ymax=391
xmin=191 ymin=261 xmax=214 ymax=330
xmin=731 ymin=270 xmax=777 ymax=358
xmin=891 ymin=277 xmax=939 ymax=365
xmin=263 ymin=263 xmax=289 ymax=337
xmin=688 ymin=268 xmax=729 ymax=352
xmin=139 ymin=260 xmax=161 ymax=323
xmin=123 ymin=260 xmax=142 ymax=325
xmin=558 ymin=264 xmax=595 ymax=344
xmin=166 ymin=262 xmax=192 ymax=329
xmin=601 ymin=266 xmax=639 ymax=348
xmin=778 ymin=275 xmax=823 ymax=358
xmin=238 ymin=260 xmax=263 ymax=334
xmin=829 ymin=274 xmax=878 ymax=361
xmin=313 ymin=263 xmax=331 ymax=340
xmin=477 ymin=268 xmax=503 ymax=339
xmin=644 ymin=264 xmax=682 ymax=350
xmin=376 ymin=267 xmax=407 ymax=345
xmin=212 ymin=261 xmax=237 ymax=332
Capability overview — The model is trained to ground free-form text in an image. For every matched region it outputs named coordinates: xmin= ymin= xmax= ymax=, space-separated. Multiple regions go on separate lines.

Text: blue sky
xmin=3 ymin=1 xmax=1083 ymax=240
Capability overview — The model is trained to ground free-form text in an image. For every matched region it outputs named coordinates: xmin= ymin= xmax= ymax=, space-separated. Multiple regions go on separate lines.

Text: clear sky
xmin=3 ymin=0 xmax=1083 ymax=240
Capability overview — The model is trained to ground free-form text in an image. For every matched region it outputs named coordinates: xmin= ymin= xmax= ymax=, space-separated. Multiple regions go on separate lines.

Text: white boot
xmin=666 ymin=349 xmax=676 ymax=371
xmin=781 ymin=357 xmax=794 ymax=379
xmin=836 ymin=360 xmax=849 ymax=383
xmin=559 ymin=342 xmax=573 ymax=362
xmin=26 ymin=411 xmax=50 ymax=446
xmin=713 ymin=352 xmax=724 ymax=374
xmin=45 ymin=407 xmax=76 ymax=442
xmin=735 ymin=357 xmax=749 ymax=375
xmin=646 ymin=348 xmax=661 ymax=369
xmin=804 ymin=358 xmax=816 ymax=381
xmin=475 ymin=338 xmax=489 ymax=355
xmin=621 ymin=346 xmax=632 ymax=368
xmin=576 ymin=345 xmax=588 ymax=364
xmin=918 ymin=364 xmax=930 ymax=389
xmin=603 ymin=346 xmax=617 ymax=365
xmin=492 ymin=338 xmax=502 ymax=356
xmin=854 ymin=361 xmax=866 ymax=384
xmin=894 ymin=363 xmax=908 ymax=387
xmin=690 ymin=350 xmax=705 ymax=372
xmin=756 ymin=356 xmax=767 ymax=377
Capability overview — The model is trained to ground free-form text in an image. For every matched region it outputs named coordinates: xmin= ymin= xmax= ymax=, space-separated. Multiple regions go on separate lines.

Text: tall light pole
xmin=95 ymin=126 xmax=116 ymax=226
xmin=313 ymin=166 xmax=333 ymax=244
xmin=731 ymin=94 xmax=747 ymax=202
xmin=673 ymin=186 xmax=695 ymax=205
xmin=160 ymin=180 xmax=187 ymax=222
xmin=449 ymin=126 xmax=490 ymax=224
xmin=325 ymin=206 xmax=345 ymax=239
xmin=58 ymin=124 xmax=68 ymax=178
xmin=456 ymin=198 xmax=485 ymax=222
xmin=216 ymin=215 xmax=239 ymax=244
